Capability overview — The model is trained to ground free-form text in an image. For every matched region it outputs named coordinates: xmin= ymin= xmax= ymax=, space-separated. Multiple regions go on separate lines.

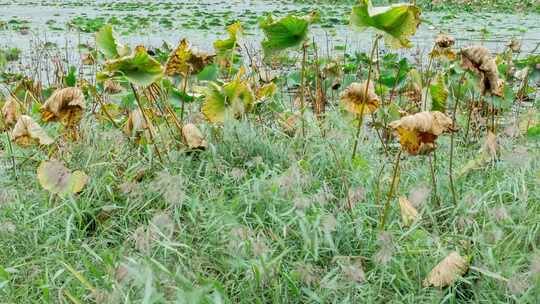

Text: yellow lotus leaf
xmin=256 ymin=82 xmax=277 ymax=101
xmin=182 ymin=123 xmax=208 ymax=150
xmin=11 ymin=115 xmax=54 ymax=146
xmin=424 ymin=252 xmax=469 ymax=288
xmin=41 ymin=87 xmax=86 ymax=127
xmin=398 ymin=197 xmax=419 ymax=226
xmin=165 ymin=38 xmax=215 ymax=77
xmin=461 ymin=46 xmax=504 ymax=97
xmin=37 ymin=160 xmax=88 ymax=196
xmin=1 ymin=97 xmax=21 ymax=131
xmin=389 ymin=111 xmax=453 ymax=155
xmin=201 ymin=68 xmax=254 ymax=123
xmin=340 ymin=81 xmax=380 ymax=115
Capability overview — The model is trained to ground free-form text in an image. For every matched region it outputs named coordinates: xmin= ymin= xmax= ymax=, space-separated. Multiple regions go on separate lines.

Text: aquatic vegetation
xmin=0 ymin=1 xmax=539 ymax=303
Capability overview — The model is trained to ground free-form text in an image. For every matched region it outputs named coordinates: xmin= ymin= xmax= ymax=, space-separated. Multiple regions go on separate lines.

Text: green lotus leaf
xmin=430 ymin=74 xmax=448 ymax=112
xmin=201 ymin=68 xmax=254 ymax=123
xmin=214 ymin=22 xmax=243 ymax=56
xmin=37 ymin=160 xmax=88 ymax=196
xmin=259 ymin=14 xmax=315 ymax=57
xmin=96 ymin=24 xmax=129 ymax=60
xmin=103 ymin=46 xmax=164 ymax=87
xmin=350 ymin=0 xmax=421 ymax=49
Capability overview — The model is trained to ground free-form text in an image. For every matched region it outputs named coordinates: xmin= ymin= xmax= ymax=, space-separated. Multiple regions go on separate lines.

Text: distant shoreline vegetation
xmin=291 ymin=0 xmax=540 ymax=13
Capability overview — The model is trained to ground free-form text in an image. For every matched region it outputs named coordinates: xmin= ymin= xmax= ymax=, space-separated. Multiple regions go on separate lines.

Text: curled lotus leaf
xmin=350 ymin=0 xmax=421 ymax=49
xmin=389 ymin=111 xmax=453 ymax=155
xmin=424 ymin=252 xmax=469 ymax=288
xmin=41 ymin=87 xmax=85 ymax=127
xmin=182 ymin=123 xmax=208 ymax=150
xmin=166 ymin=39 xmax=215 ymax=77
xmin=11 ymin=115 xmax=54 ymax=146
xmin=340 ymin=81 xmax=380 ymax=115
xmin=461 ymin=46 xmax=504 ymax=97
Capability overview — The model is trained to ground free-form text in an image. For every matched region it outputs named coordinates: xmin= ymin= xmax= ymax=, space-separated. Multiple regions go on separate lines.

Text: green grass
xmin=0 ymin=106 xmax=538 ymax=302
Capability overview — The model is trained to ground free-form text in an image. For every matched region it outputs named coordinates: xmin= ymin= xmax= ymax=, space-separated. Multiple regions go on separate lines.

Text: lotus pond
xmin=0 ymin=0 xmax=539 ymax=303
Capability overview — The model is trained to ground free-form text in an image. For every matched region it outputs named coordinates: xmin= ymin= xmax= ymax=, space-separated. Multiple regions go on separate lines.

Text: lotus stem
xmin=449 ymin=73 xmax=466 ymax=205
xmin=351 ymin=35 xmax=381 ymax=161
xmin=300 ymin=42 xmax=307 ymax=145
xmin=422 ymin=50 xmax=435 ymax=111
xmin=130 ymin=83 xmax=164 ymax=163
xmin=379 ymin=150 xmax=401 ymax=230
xmin=428 ymin=152 xmax=438 ymax=206
xmin=5 ymin=132 xmax=17 ymax=181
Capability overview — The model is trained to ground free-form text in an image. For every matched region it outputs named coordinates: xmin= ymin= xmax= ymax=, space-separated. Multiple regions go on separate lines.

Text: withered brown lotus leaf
xmin=461 ymin=46 xmax=504 ymax=97
xmin=398 ymin=196 xmax=419 ymax=226
xmin=11 ymin=115 xmax=54 ymax=146
xmin=1 ymin=97 xmax=21 ymax=131
xmin=37 ymin=160 xmax=88 ymax=196
xmin=41 ymin=87 xmax=86 ymax=127
xmin=435 ymin=34 xmax=455 ymax=49
xmin=424 ymin=252 xmax=469 ymax=288
xmin=340 ymin=81 xmax=380 ymax=115
xmin=431 ymin=34 xmax=456 ymax=60
xmin=182 ymin=123 xmax=208 ymax=150
xmin=124 ymin=108 xmax=148 ymax=138
xmin=104 ymin=80 xmax=124 ymax=94
xmin=389 ymin=111 xmax=453 ymax=155
xmin=165 ymin=38 xmax=215 ymax=77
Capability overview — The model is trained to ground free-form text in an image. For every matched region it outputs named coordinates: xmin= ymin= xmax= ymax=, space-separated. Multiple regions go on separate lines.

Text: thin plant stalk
xmin=379 ymin=150 xmax=401 ymax=230
xmin=351 ymin=35 xmax=381 ymax=160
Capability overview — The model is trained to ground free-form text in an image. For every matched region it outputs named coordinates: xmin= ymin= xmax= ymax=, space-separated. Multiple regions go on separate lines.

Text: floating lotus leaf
xmin=340 ymin=81 xmax=380 ymax=115
xmin=37 ymin=160 xmax=88 ymax=196
xmin=41 ymin=87 xmax=85 ymax=127
xmin=11 ymin=115 xmax=54 ymax=146
xmin=389 ymin=111 xmax=453 ymax=155
xmin=350 ymin=0 xmax=421 ymax=49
